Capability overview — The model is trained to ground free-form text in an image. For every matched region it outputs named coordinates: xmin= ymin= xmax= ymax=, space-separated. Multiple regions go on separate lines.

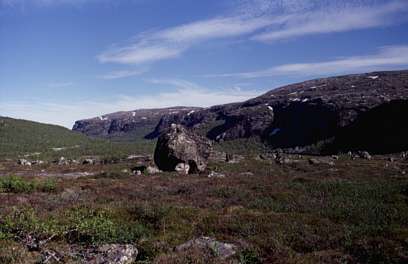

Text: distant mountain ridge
xmin=72 ymin=106 xmax=201 ymax=140
xmin=73 ymin=70 xmax=408 ymax=154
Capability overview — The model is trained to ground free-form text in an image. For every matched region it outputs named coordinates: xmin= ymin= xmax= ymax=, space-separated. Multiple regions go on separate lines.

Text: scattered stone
xmin=358 ymin=151 xmax=372 ymax=160
xmin=239 ymin=172 xmax=254 ymax=177
xmin=175 ymin=236 xmax=236 ymax=260
xmin=388 ymin=157 xmax=395 ymax=162
xmin=208 ymin=171 xmax=226 ymax=178
xmin=208 ymin=151 xmax=227 ymax=162
xmin=61 ymin=188 xmax=81 ymax=202
xmin=309 ymin=158 xmax=335 ymax=166
xmin=146 ymin=165 xmax=161 ymax=175
xmin=82 ymin=158 xmax=96 ymax=165
xmin=135 ymin=170 xmax=142 ymax=176
xmin=154 ymin=124 xmax=212 ymax=174
xmin=275 ymin=156 xmax=293 ymax=165
xmin=226 ymin=153 xmax=245 ymax=164
xmin=71 ymin=159 xmax=80 ymax=165
xmin=57 ymin=157 xmax=70 ymax=166
xmin=41 ymin=249 xmax=63 ymax=263
xmin=17 ymin=159 xmax=31 ymax=166
xmin=132 ymin=165 xmax=147 ymax=174
xmin=89 ymin=244 xmax=138 ymax=264
xmin=175 ymin=163 xmax=190 ymax=175
xmin=331 ymin=155 xmax=339 ymax=160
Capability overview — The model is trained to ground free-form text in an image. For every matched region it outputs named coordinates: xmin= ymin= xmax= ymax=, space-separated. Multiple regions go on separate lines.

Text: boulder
xmin=208 ymin=171 xmax=226 ymax=178
xmin=82 ymin=158 xmax=96 ymax=165
xmin=58 ymin=157 xmax=69 ymax=166
xmin=17 ymin=159 xmax=31 ymax=166
xmin=83 ymin=244 xmax=138 ymax=264
xmin=226 ymin=153 xmax=245 ymax=164
xmin=309 ymin=158 xmax=335 ymax=166
xmin=358 ymin=151 xmax=372 ymax=160
xmin=154 ymin=124 xmax=212 ymax=174
xmin=146 ymin=165 xmax=161 ymax=175
xmin=175 ymin=163 xmax=190 ymax=175
xmin=175 ymin=236 xmax=237 ymax=259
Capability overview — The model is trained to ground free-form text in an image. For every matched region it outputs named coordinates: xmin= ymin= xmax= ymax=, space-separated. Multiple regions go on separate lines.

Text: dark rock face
xmin=150 ymin=70 xmax=408 ymax=153
xmin=154 ymin=124 xmax=212 ymax=173
xmin=328 ymin=99 xmax=408 ymax=154
xmin=73 ymin=70 xmax=408 ymax=154
xmin=72 ymin=107 xmax=201 ymax=139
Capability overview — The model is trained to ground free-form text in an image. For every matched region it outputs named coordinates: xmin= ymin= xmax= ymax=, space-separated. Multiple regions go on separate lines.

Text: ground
xmin=0 ymin=154 xmax=407 ymax=263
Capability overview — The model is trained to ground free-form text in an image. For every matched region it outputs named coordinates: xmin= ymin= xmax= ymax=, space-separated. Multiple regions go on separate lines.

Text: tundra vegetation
xmin=0 ymin=150 xmax=407 ymax=263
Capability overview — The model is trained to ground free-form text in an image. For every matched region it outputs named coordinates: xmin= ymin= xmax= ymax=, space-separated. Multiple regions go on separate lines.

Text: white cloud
xmin=0 ymin=81 xmax=262 ymax=128
xmin=97 ymin=0 xmax=407 ymax=65
xmin=99 ymin=69 xmax=148 ymax=80
xmin=252 ymin=1 xmax=407 ymax=42
xmin=97 ymin=16 xmax=276 ymax=65
xmin=205 ymin=45 xmax=408 ymax=78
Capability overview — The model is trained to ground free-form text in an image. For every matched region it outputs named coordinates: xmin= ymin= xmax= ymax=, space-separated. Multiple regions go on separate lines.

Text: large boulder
xmin=154 ymin=124 xmax=212 ymax=173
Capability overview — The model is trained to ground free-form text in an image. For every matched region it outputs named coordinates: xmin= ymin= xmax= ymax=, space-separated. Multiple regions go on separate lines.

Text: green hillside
xmin=0 ymin=116 xmax=155 ymax=160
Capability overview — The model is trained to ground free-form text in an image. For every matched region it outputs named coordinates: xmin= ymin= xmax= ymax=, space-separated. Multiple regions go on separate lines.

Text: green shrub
xmin=239 ymin=249 xmax=262 ymax=264
xmin=0 ymin=176 xmax=35 ymax=193
xmin=0 ymin=176 xmax=57 ymax=193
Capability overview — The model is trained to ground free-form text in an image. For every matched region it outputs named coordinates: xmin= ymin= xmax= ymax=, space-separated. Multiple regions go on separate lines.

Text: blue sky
xmin=1 ymin=0 xmax=408 ymax=128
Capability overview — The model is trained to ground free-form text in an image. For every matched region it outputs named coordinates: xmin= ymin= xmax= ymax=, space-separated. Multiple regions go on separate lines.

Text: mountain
xmin=72 ymin=106 xmax=201 ymax=141
xmin=73 ymin=70 xmax=408 ymax=154
xmin=0 ymin=116 xmax=153 ymax=159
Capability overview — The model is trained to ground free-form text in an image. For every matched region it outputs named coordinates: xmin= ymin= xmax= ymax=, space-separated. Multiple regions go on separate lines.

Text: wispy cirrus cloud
xmin=1 ymin=80 xmax=262 ymax=128
xmin=99 ymin=68 xmax=148 ymax=80
xmin=205 ymin=45 xmax=408 ymax=78
xmin=97 ymin=15 xmax=275 ymax=65
xmin=97 ymin=0 xmax=408 ymax=66
xmin=252 ymin=1 xmax=408 ymax=42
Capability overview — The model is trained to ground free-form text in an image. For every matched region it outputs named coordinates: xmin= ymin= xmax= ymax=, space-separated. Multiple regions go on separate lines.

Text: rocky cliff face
xmin=72 ymin=107 xmax=201 ymax=139
xmin=73 ymin=70 xmax=408 ymax=153
xmin=150 ymin=70 xmax=408 ymax=151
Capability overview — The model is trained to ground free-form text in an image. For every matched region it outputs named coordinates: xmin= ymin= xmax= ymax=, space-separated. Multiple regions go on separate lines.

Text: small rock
xmin=276 ymin=157 xmax=292 ymax=165
xmin=93 ymin=244 xmax=138 ymax=264
xmin=82 ymin=158 xmax=96 ymax=165
xmin=175 ymin=163 xmax=190 ymax=175
xmin=358 ymin=151 xmax=372 ymax=160
xmin=58 ymin=157 xmax=70 ymax=166
xmin=226 ymin=153 xmax=245 ymax=164
xmin=17 ymin=159 xmax=31 ymax=166
xmin=208 ymin=171 xmax=226 ymax=178
xmin=146 ymin=165 xmax=161 ymax=175
xmin=239 ymin=172 xmax=254 ymax=177
xmin=309 ymin=158 xmax=335 ymax=166
xmin=331 ymin=155 xmax=339 ymax=160
xmin=388 ymin=157 xmax=395 ymax=162
xmin=176 ymin=236 xmax=236 ymax=260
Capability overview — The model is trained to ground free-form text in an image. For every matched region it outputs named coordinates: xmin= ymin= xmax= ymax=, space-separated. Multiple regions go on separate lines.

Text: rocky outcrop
xmin=72 ymin=107 xmax=201 ymax=139
xmin=150 ymin=70 xmax=408 ymax=153
xmin=175 ymin=236 xmax=237 ymax=259
xmin=154 ymin=124 xmax=212 ymax=173
xmin=73 ymin=70 xmax=408 ymax=154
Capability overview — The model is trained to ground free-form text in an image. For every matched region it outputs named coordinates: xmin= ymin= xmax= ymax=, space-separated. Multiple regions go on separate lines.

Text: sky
xmin=1 ymin=0 xmax=408 ymax=128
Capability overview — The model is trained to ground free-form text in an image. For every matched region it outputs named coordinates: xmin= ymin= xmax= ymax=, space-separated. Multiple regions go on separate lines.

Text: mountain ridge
xmin=73 ymin=69 xmax=408 ymax=154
